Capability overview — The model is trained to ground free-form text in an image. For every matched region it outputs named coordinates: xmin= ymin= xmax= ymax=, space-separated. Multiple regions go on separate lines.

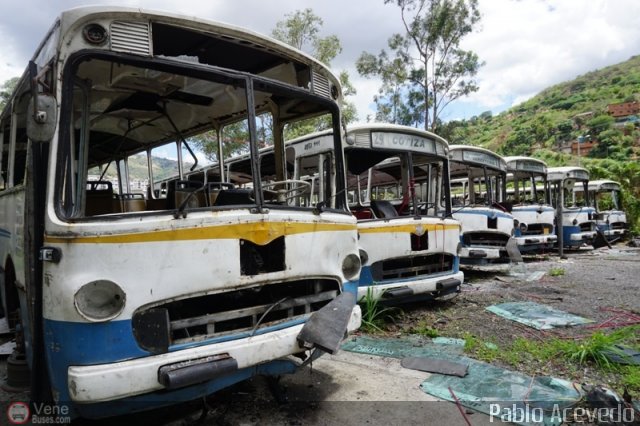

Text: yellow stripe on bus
xmin=44 ymin=222 xmax=356 ymax=246
xmin=357 ymin=223 xmax=460 ymax=235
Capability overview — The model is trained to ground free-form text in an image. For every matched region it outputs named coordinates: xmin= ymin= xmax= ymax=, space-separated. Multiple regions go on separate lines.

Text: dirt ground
xmin=384 ymin=243 xmax=640 ymax=399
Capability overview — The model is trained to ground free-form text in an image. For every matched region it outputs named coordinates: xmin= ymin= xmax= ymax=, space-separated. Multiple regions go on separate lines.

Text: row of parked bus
xmin=0 ymin=6 xmax=628 ymax=420
xmin=200 ymin=124 xmax=628 ymax=301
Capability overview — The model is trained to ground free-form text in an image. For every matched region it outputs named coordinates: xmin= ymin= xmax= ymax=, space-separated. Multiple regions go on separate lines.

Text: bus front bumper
xmin=459 ymin=246 xmax=503 ymax=260
xmin=569 ymin=231 xmax=596 ymax=242
xmin=514 ymin=235 xmax=557 ymax=250
xmin=357 ymin=271 xmax=464 ymax=300
xmin=603 ymin=229 xmax=625 ymax=237
xmin=68 ymin=306 xmax=361 ymax=403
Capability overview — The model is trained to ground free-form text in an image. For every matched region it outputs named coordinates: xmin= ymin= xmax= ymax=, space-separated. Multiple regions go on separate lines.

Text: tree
xmin=192 ymin=9 xmax=357 ymax=160
xmin=357 ymin=0 xmax=482 ymax=131
xmin=271 ymin=8 xmax=358 ymax=131
xmin=0 ymin=77 xmax=19 ymax=112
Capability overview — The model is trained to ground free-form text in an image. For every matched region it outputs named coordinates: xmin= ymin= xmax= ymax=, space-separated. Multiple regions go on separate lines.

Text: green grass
xmin=548 ymin=267 xmax=565 ymax=277
xmin=558 ymin=326 xmax=640 ymax=369
xmin=461 ymin=326 xmax=640 ymax=396
xmin=407 ymin=320 xmax=440 ymax=338
xmin=358 ymin=287 xmax=401 ymax=333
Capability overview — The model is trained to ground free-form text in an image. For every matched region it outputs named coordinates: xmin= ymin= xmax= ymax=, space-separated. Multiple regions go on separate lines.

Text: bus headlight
xmin=74 ymin=280 xmax=126 ymax=322
xmin=359 ymin=249 xmax=369 ymax=266
xmin=519 ymin=222 xmax=528 ymax=233
xmin=342 ymin=254 xmax=362 ymax=281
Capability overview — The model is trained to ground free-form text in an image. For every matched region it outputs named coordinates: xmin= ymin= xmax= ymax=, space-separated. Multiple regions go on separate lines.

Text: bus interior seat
xmin=119 ymin=193 xmax=147 ymax=212
xmin=167 ymin=180 xmax=205 ymax=209
xmin=371 ymin=200 xmax=398 ymax=219
xmin=206 ymin=182 xmax=235 ymax=205
xmin=86 ymin=181 xmax=119 ymax=216
xmin=351 ymin=208 xmax=373 ymax=220
xmin=213 ymin=189 xmax=253 ymax=206
xmin=145 ymin=186 xmax=167 ymax=210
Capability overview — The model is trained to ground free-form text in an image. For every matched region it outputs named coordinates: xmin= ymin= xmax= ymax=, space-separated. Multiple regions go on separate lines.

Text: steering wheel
xmin=261 ymin=180 xmax=312 ymax=203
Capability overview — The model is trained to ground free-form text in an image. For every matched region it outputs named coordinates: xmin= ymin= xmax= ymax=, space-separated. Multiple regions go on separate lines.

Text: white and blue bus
xmin=0 ymin=6 xmax=361 ymax=419
xmin=224 ymin=124 xmax=464 ymax=303
xmin=449 ymin=145 xmax=515 ymax=265
xmin=547 ymin=167 xmax=596 ymax=248
xmin=503 ymin=156 xmax=557 ymax=253
xmin=581 ymin=180 xmax=627 ymax=241
xmin=343 ymin=124 xmax=463 ymax=302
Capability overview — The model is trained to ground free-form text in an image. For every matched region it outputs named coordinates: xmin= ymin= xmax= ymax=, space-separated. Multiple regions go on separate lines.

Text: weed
xmin=559 ymin=327 xmax=639 ymax=369
xmin=548 ymin=267 xmax=565 ymax=276
xmin=620 ymin=366 xmax=640 ymax=395
xmin=358 ymin=287 xmax=400 ymax=333
xmin=409 ymin=320 xmax=439 ymax=337
xmin=462 ymin=333 xmax=498 ymax=362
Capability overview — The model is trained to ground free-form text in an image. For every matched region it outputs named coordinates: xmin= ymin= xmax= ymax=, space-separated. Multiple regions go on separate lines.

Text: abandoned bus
xmin=581 ymin=180 xmax=627 ymax=241
xmin=503 ymin=156 xmax=557 ymax=253
xmin=449 ymin=145 xmax=515 ymax=265
xmin=343 ymin=124 xmax=463 ymax=302
xmin=547 ymin=167 xmax=596 ymax=248
xmin=0 ymin=6 xmax=361 ymax=418
xmin=221 ymin=124 xmax=464 ymax=302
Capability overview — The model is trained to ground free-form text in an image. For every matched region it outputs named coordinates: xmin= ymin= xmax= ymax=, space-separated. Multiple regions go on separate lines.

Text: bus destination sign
xmin=371 ymin=132 xmax=437 ymax=154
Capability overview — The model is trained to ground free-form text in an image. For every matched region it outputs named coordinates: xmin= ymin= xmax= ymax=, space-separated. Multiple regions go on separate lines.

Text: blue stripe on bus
xmin=0 ymin=228 xmax=11 ymax=238
xmin=512 ymin=207 xmax=555 ymax=212
xmin=453 ymin=209 xmax=513 ymax=219
xmin=43 ymin=280 xmax=359 ymax=409
xmin=358 ymin=256 xmax=460 ymax=287
xmin=72 ymin=359 xmax=299 ymax=419
xmin=561 ymin=225 xmax=592 ymax=247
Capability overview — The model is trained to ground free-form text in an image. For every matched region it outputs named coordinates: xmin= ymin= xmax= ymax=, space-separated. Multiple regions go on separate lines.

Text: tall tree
xmin=192 ymin=9 xmax=358 ymax=159
xmin=272 ymin=9 xmax=358 ymax=129
xmin=357 ymin=0 xmax=482 ymax=131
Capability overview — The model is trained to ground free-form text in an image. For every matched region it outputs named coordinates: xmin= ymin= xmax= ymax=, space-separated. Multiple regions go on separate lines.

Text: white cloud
xmin=458 ymin=0 xmax=640 ymax=116
xmin=2 ymin=0 xmax=640 ymax=122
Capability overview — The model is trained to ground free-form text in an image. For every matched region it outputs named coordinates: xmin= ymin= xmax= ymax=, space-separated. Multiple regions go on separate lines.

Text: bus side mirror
xmin=27 ymin=94 xmax=57 ymax=142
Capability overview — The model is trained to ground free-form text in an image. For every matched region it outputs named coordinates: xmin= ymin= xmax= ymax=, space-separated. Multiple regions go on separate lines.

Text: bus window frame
xmin=55 ymin=50 xmax=346 ymax=220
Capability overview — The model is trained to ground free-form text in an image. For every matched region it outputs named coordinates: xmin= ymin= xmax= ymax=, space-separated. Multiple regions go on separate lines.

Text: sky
xmin=1 ymin=0 xmax=640 ymax=124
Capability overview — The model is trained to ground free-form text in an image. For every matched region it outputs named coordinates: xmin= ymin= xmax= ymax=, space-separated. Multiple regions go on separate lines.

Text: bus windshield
xmin=58 ymin=38 xmax=343 ymax=219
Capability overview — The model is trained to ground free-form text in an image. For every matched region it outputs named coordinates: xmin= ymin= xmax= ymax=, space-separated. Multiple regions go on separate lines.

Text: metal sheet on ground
xmin=401 ymin=357 xmax=468 ymax=377
xmin=485 ymin=301 xmax=594 ymax=330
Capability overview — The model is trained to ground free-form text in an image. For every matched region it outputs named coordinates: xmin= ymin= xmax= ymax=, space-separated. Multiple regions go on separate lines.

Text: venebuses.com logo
xmin=6 ymin=401 xmax=71 ymax=424
xmin=6 ymin=402 xmax=30 ymax=424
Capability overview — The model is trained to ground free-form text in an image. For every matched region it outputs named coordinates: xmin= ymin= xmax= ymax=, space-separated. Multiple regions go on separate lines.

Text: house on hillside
xmin=571 ymin=138 xmax=597 ymax=157
xmin=607 ymin=101 xmax=639 ymax=118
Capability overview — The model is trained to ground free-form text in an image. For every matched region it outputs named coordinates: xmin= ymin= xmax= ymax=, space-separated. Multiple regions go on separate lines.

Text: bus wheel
xmin=0 ymin=265 xmax=31 ymax=392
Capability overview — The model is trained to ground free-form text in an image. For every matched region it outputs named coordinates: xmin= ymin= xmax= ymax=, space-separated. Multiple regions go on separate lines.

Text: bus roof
xmin=345 ymin=123 xmax=449 ymax=157
xmin=503 ymin=156 xmax=547 ymax=174
xmin=2 ymin=5 xmax=342 ymax=124
xmin=587 ymin=179 xmax=621 ymax=191
xmin=449 ymin=145 xmax=507 ymax=172
xmin=53 ymin=6 xmax=339 ymax=84
xmin=546 ymin=166 xmax=590 ymax=182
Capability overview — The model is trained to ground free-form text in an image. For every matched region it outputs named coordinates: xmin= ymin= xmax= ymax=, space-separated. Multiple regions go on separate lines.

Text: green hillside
xmin=439 ymin=55 xmax=640 ymax=233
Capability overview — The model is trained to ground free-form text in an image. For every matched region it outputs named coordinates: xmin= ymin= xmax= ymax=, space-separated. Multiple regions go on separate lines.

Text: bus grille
xmin=579 ymin=222 xmax=595 ymax=232
xmin=311 ymin=70 xmax=331 ymax=98
xmin=522 ymin=223 xmax=553 ymax=236
xmin=352 ymin=131 xmax=371 ymax=147
xmin=462 ymin=232 xmax=510 ymax=247
xmin=132 ymin=279 xmax=339 ymax=352
xmin=111 ymin=21 xmax=151 ymax=55
xmin=370 ymin=254 xmax=454 ymax=281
